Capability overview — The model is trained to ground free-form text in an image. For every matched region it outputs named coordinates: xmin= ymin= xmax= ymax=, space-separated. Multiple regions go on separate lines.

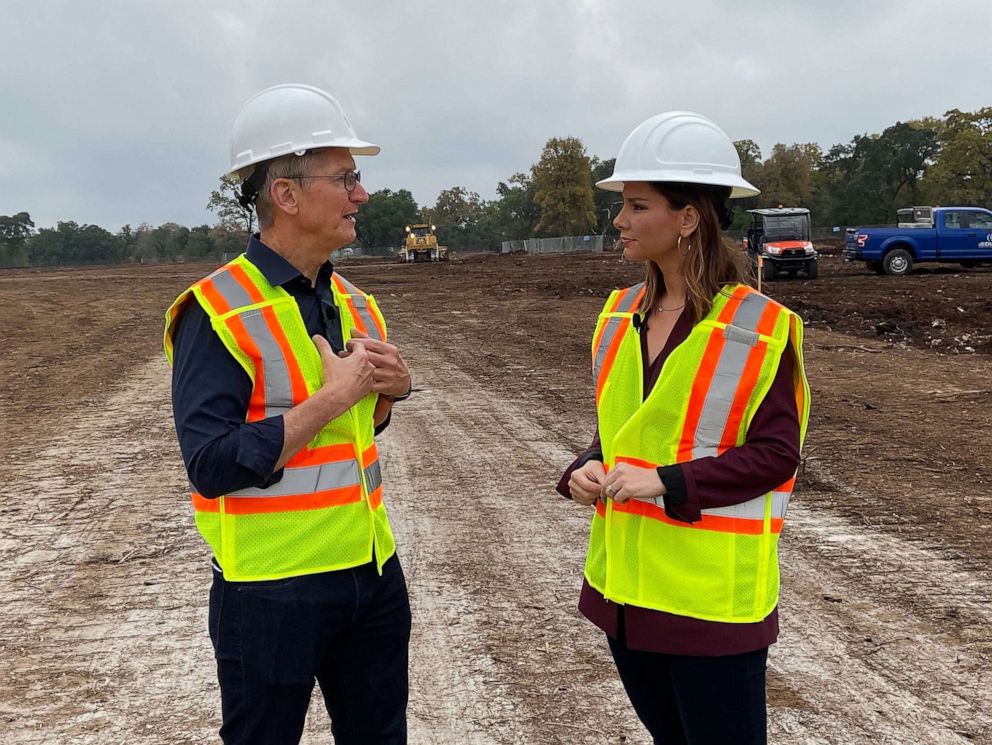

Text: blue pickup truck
xmin=844 ymin=206 xmax=992 ymax=275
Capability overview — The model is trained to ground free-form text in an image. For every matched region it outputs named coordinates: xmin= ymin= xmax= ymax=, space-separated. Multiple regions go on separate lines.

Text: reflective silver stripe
xmin=724 ymin=325 xmax=758 ymax=347
xmin=613 ymin=282 xmax=644 ymax=313
xmin=364 ymin=459 xmax=382 ymax=493
xmin=334 ymin=273 xmax=384 ymax=341
xmin=591 ymin=284 xmax=644 ymax=381
xmin=229 ymin=459 xmax=361 ymax=498
xmin=631 ymin=489 xmax=791 ymax=521
xmin=691 ymin=332 xmax=753 ymax=457
xmin=238 ymin=308 xmax=295 ymax=415
xmin=351 ymin=296 xmax=384 ymax=341
xmin=691 ymin=293 xmax=774 ymax=458
xmin=209 ymin=269 xmax=255 ymax=311
xmin=593 ymin=317 xmax=626 ymax=382
xmin=333 ymin=273 xmax=361 ymax=295
xmin=702 ymin=491 xmax=790 ymax=521
xmin=730 ymin=291 xmax=770 ymax=334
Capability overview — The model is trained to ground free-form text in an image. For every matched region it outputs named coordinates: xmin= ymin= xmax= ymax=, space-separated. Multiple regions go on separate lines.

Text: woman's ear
xmin=681 ymin=205 xmax=701 ymax=236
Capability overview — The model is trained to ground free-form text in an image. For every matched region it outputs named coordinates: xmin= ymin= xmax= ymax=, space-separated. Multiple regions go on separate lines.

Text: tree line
xmin=2 ymin=107 xmax=989 ymax=267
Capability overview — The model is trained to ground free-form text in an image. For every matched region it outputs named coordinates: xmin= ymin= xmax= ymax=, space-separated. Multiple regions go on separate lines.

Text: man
xmin=165 ymin=84 xmax=413 ymax=744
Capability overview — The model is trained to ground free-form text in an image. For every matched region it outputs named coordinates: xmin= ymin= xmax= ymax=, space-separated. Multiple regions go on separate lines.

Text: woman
xmin=559 ymin=111 xmax=810 ymax=744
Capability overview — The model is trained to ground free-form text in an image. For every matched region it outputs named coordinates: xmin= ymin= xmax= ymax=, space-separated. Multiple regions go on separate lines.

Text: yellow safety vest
xmin=587 ymin=283 xmax=810 ymax=623
xmin=164 ymin=254 xmax=396 ymax=581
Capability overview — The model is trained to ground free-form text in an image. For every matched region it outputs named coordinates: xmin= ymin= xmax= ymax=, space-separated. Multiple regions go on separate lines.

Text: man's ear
xmin=270 ymin=178 xmax=300 ymax=218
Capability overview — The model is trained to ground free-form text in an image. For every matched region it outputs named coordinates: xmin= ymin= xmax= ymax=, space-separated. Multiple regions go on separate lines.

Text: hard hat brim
xmin=596 ymin=171 xmax=760 ymax=199
xmin=226 ymin=139 xmax=381 ymax=180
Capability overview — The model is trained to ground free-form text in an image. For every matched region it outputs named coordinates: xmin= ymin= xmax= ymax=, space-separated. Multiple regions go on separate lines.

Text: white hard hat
xmin=227 ymin=83 xmax=379 ymax=180
xmin=596 ymin=111 xmax=759 ymax=198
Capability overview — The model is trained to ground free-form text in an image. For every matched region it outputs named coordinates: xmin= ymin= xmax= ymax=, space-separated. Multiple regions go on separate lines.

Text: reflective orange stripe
xmin=224 ymin=313 xmax=268 ymax=422
xmin=775 ymin=476 xmax=796 ymax=492
xmin=615 ymin=455 xmax=656 ymax=469
xmin=718 ymin=340 xmax=769 ymax=453
xmin=368 ymin=306 xmax=386 ymax=341
xmin=754 ymin=301 xmax=781 ymax=338
xmin=259 ymin=304 xmax=310 ymax=405
xmin=192 ymin=493 xmax=219 ymax=512
xmin=715 ymin=285 xmax=751 ymax=324
xmin=596 ymin=499 xmax=607 ymax=518
xmin=677 ymin=328 xmax=726 ymax=461
xmin=613 ymin=498 xmax=783 ymax=535
xmin=595 ymin=318 xmax=631 ymax=406
xmin=368 ymin=486 xmax=383 ymax=511
xmin=223 ymin=485 xmax=363 ymax=514
xmin=287 ymin=442 xmax=358 ymax=468
xmin=227 ymin=263 xmax=267 ymax=305
xmin=199 ymin=278 xmax=233 ymax=316
xmin=362 ymin=443 xmax=378 ymax=467
xmin=331 ymin=275 xmax=369 ymax=335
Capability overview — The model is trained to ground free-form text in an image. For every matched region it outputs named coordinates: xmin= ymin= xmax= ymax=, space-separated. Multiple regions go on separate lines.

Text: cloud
xmin=1 ymin=0 xmax=990 ymax=229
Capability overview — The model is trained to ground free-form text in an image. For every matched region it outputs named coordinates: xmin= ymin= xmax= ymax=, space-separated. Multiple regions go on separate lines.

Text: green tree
xmin=207 ymin=176 xmax=255 ymax=234
xmin=729 ymin=140 xmax=763 ymax=228
xmin=589 ymin=158 xmax=620 ymax=235
xmin=758 ymin=143 xmax=822 ymax=209
xmin=26 ymin=221 xmax=121 ymax=265
xmin=431 ymin=186 xmax=491 ymax=247
xmin=817 ymin=120 xmax=940 ymax=226
xmin=492 ymin=172 xmax=540 ymax=240
xmin=0 ymin=212 xmax=35 ymax=266
xmin=923 ymin=108 xmax=992 ymax=207
xmin=531 ymin=136 xmax=596 ymax=236
xmin=356 ymin=188 xmax=419 ymax=247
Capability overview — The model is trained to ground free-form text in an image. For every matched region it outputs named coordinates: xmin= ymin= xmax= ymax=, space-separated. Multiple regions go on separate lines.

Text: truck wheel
xmin=882 ymin=248 xmax=913 ymax=276
xmin=761 ymin=261 xmax=777 ymax=282
xmin=806 ymin=259 xmax=819 ymax=279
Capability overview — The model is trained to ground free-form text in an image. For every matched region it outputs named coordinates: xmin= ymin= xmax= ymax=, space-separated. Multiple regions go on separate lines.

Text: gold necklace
xmin=656 ymin=303 xmax=685 ymax=313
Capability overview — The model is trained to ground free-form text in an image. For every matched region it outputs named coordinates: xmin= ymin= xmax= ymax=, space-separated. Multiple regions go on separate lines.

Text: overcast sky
xmin=3 ymin=0 xmax=990 ymax=231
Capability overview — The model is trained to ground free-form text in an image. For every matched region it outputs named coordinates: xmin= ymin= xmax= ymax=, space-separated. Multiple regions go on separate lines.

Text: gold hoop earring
xmin=678 ymin=235 xmax=692 ymax=255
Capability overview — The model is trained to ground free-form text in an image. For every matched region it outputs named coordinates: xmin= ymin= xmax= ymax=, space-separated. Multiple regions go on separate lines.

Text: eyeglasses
xmin=290 ymin=170 xmax=362 ymax=194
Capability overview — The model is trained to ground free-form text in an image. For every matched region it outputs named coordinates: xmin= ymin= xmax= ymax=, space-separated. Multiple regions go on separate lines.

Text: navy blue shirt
xmin=171 ymin=236 xmax=387 ymax=499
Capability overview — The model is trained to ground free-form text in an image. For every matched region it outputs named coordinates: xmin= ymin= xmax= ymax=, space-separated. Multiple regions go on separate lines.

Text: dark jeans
xmin=208 ymin=554 xmax=411 ymax=745
xmin=608 ymin=631 xmax=768 ymax=745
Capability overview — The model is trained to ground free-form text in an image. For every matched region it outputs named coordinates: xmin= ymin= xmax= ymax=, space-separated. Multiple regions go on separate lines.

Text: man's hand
xmin=569 ymin=460 xmax=606 ymax=506
xmin=346 ymin=332 xmax=411 ymax=398
xmin=602 ymin=462 xmax=665 ymax=504
xmin=314 ymin=334 xmax=374 ymax=409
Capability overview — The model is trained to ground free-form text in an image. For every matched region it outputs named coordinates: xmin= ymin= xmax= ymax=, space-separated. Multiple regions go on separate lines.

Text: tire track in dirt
xmin=390 ymin=322 xmax=992 ymax=745
xmin=381 ymin=342 xmax=645 ymax=744
xmin=0 ymin=356 xmax=217 ymax=744
xmin=770 ymin=489 xmax=992 ymax=744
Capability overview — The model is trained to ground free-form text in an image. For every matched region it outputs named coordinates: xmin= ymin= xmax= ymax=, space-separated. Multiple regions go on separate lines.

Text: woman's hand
xmin=569 ymin=460 xmax=606 ymax=506
xmin=602 ymin=462 xmax=665 ymax=504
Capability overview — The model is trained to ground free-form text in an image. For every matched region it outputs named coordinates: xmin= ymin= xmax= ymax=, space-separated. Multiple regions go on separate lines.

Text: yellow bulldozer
xmin=399 ymin=224 xmax=448 ymax=263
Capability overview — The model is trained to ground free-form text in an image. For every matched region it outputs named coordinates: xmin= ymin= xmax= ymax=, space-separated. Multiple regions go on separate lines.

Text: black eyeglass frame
xmin=287 ymin=170 xmax=362 ymax=193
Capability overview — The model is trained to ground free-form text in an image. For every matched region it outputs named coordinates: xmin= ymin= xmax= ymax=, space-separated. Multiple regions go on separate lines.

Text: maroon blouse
xmin=557 ymin=305 xmax=802 ymax=656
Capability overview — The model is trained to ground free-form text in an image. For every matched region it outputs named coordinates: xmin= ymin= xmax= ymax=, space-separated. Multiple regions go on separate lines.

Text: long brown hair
xmin=640 ymin=182 xmax=753 ymax=324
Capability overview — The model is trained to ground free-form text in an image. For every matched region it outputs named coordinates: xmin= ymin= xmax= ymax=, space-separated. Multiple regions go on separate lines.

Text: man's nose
xmin=351 ymin=182 xmax=370 ymax=205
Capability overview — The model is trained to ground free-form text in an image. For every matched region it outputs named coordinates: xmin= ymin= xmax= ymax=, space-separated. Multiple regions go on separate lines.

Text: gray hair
xmin=254 ymin=150 xmax=326 ymax=230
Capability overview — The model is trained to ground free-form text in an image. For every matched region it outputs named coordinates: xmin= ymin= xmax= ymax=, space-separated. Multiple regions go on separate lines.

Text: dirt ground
xmin=1 ymin=252 xmax=990 ymax=743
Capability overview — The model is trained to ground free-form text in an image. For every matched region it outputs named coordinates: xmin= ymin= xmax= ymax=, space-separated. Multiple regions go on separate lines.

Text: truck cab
xmin=745 ymin=208 xmax=819 ymax=280
xmin=845 ymin=207 xmax=992 ymax=275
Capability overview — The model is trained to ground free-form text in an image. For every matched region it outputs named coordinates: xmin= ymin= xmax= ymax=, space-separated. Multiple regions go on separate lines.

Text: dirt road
xmin=1 ymin=255 xmax=990 ymax=743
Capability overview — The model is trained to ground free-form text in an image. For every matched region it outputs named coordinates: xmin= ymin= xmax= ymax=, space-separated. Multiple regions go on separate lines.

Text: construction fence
xmin=500 ymin=235 xmax=609 ymax=255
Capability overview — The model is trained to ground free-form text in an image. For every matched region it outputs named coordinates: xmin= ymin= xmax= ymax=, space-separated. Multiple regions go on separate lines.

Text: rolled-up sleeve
xmin=170 ymin=302 xmax=285 ymax=499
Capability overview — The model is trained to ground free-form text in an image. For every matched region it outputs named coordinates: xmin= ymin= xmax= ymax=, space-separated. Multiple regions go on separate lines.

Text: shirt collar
xmin=246 ymin=234 xmax=335 ymax=288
